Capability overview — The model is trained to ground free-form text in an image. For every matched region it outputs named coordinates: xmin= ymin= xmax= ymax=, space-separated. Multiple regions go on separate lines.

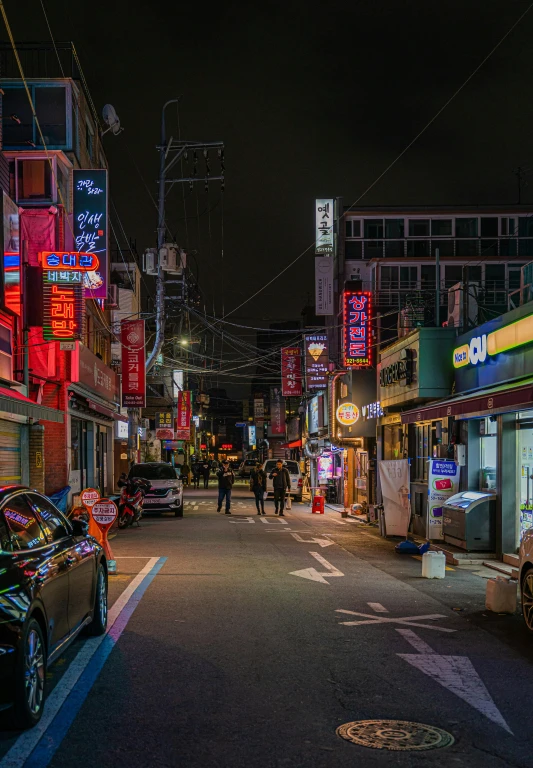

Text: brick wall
xmin=29 ymin=424 xmax=45 ymax=493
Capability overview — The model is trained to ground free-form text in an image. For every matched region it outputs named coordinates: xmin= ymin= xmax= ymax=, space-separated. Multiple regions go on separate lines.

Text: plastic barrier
xmin=312 ymin=495 xmax=325 ymax=514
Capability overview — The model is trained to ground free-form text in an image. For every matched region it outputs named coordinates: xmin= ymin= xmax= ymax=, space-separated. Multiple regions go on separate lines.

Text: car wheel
xmin=521 ymin=568 xmax=533 ymax=632
xmin=88 ymin=564 xmax=108 ymax=636
xmin=13 ymin=617 xmax=46 ymax=729
xmin=175 ymin=502 xmax=183 ymax=517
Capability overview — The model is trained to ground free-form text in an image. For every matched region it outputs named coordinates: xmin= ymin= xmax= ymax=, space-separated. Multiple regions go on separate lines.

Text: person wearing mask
xmin=201 ymin=459 xmax=211 ymax=489
xmin=269 ymin=460 xmax=291 ymax=516
xmin=216 ymin=459 xmax=234 ymax=514
xmin=250 ymin=461 xmax=267 ymax=515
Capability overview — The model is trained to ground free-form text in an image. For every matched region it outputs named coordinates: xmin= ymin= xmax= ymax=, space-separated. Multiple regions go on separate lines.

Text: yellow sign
xmin=453 ymin=313 xmax=533 ymax=368
xmin=336 ymin=402 xmax=360 ymax=426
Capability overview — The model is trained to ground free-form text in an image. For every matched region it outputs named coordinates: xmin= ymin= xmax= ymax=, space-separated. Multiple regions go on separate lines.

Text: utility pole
xmin=145 ymin=99 xmax=224 ymax=373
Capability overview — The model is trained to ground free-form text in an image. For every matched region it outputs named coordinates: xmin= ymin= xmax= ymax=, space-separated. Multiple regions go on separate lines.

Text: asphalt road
xmin=1 ymin=480 xmax=533 ymax=768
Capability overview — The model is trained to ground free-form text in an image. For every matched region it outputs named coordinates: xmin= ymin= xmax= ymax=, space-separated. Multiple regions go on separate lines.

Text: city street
xmin=1 ymin=483 xmax=532 ymax=767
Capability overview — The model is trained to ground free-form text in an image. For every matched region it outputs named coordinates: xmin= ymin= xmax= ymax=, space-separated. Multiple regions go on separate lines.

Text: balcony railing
xmin=345 ymin=237 xmax=533 ymax=260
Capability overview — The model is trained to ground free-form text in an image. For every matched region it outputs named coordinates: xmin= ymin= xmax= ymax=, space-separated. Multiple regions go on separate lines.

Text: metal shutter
xmin=0 ymin=419 xmax=21 ymax=483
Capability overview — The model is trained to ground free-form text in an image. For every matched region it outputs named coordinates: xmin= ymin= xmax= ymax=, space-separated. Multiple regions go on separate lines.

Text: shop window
xmin=480 ymin=418 xmax=497 ymax=492
xmin=408 ymin=219 xmax=429 ymax=237
xmin=431 ymin=219 xmax=452 ymax=236
xmin=456 ymin=217 xmax=478 ymax=238
xmin=364 ymin=219 xmax=383 ymax=239
xmin=16 ymin=159 xmax=52 ymax=202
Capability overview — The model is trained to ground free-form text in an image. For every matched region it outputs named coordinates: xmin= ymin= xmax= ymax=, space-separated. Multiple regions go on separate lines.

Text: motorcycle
xmin=117 ymin=477 xmax=151 ymax=528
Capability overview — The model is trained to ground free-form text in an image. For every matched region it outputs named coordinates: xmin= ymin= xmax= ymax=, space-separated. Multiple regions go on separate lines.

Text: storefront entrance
xmin=517 ymin=411 xmax=533 ymax=549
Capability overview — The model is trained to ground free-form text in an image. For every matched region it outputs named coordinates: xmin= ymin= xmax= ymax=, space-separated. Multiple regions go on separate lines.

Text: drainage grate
xmin=336 ymin=720 xmax=454 ymax=751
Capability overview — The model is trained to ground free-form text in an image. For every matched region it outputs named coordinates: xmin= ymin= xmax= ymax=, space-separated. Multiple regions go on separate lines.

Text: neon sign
xmin=73 ymin=169 xmax=108 ymax=299
xmin=453 ymin=314 xmax=533 ymax=368
xmin=343 ymin=290 xmax=372 ymax=368
xmin=336 ymin=402 xmax=360 ymax=426
xmin=41 ymin=251 xmax=100 ymax=272
xmin=43 ymin=279 xmax=83 ymax=341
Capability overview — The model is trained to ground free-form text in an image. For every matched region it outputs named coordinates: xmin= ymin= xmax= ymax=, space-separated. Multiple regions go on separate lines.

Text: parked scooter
xmin=117 ymin=477 xmax=151 ymax=528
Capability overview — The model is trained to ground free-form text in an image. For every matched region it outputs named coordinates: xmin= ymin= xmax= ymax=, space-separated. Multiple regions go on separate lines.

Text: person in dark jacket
xmin=269 ymin=460 xmax=291 ymax=516
xmin=216 ymin=460 xmax=234 ymax=514
xmin=250 ymin=461 xmax=267 ymax=515
xmin=192 ymin=461 xmax=201 ymax=489
xmin=201 ymin=459 xmax=211 ymax=489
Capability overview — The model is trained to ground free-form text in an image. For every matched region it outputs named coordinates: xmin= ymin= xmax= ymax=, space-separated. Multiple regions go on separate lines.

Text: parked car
xmin=239 ymin=459 xmax=257 ymax=479
xmin=262 ymin=459 xmax=303 ymax=502
xmin=519 ymin=528 xmax=533 ymax=631
xmin=129 ymin=462 xmax=183 ymax=516
xmin=0 ymin=486 xmax=107 ymax=729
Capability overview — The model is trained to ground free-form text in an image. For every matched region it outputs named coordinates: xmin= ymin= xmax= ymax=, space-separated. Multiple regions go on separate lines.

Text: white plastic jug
xmin=421 ymin=550 xmax=446 ymax=579
xmin=485 ymin=577 xmax=517 ymax=614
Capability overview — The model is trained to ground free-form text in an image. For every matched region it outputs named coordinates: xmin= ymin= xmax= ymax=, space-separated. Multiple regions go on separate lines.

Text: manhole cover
xmin=336 ymin=720 xmax=454 ymax=751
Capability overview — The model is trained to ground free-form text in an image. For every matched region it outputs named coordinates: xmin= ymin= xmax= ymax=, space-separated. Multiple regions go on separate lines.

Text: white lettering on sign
xmin=453 ymin=335 xmax=487 ymax=368
xmin=91 ymin=499 xmax=118 ymax=526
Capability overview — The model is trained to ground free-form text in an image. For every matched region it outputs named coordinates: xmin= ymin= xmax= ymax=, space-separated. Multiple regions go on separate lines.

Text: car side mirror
xmin=72 ymin=518 xmax=89 ymax=537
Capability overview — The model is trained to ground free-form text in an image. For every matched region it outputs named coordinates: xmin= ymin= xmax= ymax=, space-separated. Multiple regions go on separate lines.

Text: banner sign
xmin=315 ymin=199 xmax=334 ymax=254
xmin=156 ymin=428 xmax=175 ymax=440
xmin=281 ymin=347 xmax=303 ymax=397
xmin=378 ymin=459 xmax=410 ymax=537
xmin=270 ymin=387 xmax=285 ymax=435
xmin=155 ymin=412 xmax=173 ymax=429
xmin=428 ymin=459 xmax=460 ymax=539
xmin=305 ymin=333 xmax=329 ymax=390
xmin=121 ymin=319 xmax=146 ymax=407
xmin=254 ymin=398 xmax=264 ymax=420
xmin=176 ymin=428 xmax=190 ymax=440
xmin=177 ymin=391 xmax=191 ymax=431
xmin=73 ymin=169 xmax=108 ymax=299
xmin=248 ymin=425 xmax=256 ymax=448
xmin=343 ymin=290 xmax=372 ymax=368
xmin=315 ymin=257 xmax=334 ymax=315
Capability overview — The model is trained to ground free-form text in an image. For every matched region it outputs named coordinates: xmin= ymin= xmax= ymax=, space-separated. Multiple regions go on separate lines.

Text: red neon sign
xmin=43 ymin=282 xmax=83 ymax=341
xmin=220 ymin=444 xmax=233 ymax=450
xmin=343 ymin=291 xmax=372 ymax=368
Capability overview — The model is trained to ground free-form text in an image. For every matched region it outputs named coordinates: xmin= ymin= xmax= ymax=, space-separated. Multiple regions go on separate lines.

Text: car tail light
xmin=298 ymin=478 xmax=303 ymax=487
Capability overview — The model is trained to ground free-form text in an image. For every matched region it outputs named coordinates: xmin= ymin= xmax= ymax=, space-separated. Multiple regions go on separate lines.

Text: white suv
xmin=129 ymin=462 xmax=183 ymax=517
xmin=262 ymin=460 xmax=303 ymax=503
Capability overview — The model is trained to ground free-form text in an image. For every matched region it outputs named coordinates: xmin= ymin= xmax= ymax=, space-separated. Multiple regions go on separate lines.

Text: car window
xmin=1 ymin=495 xmax=47 ymax=551
xmin=264 ymin=461 xmax=299 ymax=474
xmin=27 ymin=494 xmax=71 ymax=543
xmin=130 ymin=464 xmax=178 ymax=480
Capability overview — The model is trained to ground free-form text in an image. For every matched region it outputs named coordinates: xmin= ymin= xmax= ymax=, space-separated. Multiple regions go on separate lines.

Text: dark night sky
xmin=4 ymin=0 xmax=533 ymax=328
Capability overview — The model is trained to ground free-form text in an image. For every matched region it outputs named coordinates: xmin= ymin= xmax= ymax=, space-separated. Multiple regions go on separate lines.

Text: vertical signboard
xmin=343 ymin=290 xmax=373 ymax=368
xmin=121 ymin=319 xmax=146 ymax=407
xmin=248 ymin=425 xmax=256 ymax=448
xmin=270 ymin=387 xmax=285 ymax=435
xmin=253 ymin=397 xmax=264 ymax=420
xmin=305 ymin=333 xmax=329 ymax=390
xmin=427 ymin=459 xmax=460 ymax=539
xmin=73 ymin=169 xmax=108 ymax=300
xmin=315 ymin=199 xmax=334 ymax=254
xmin=2 ymin=192 xmax=20 ymax=315
xmin=43 ymin=267 xmax=84 ymax=341
xmin=176 ymin=391 xmax=191 ymax=439
xmin=315 ymin=257 xmax=334 ymax=315
xmin=281 ymin=347 xmax=303 ymax=397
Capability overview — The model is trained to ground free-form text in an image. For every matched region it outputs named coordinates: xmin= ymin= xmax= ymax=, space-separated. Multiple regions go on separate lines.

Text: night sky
xmin=3 ymin=0 xmax=533 ymax=328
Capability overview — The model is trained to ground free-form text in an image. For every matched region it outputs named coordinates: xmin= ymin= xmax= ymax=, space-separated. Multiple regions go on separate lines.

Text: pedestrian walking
xmin=181 ymin=461 xmax=190 ymax=487
xmin=201 ymin=459 xmax=211 ymax=489
xmin=269 ymin=460 xmax=291 ymax=516
xmin=216 ymin=459 xmax=234 ymax=514
xmin=250 ymin=461 xmax=267 ymax=515
xmin=192 ymin=461 xmax=201 ymax=489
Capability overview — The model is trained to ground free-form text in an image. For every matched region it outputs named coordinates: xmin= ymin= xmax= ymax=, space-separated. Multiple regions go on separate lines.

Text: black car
xmin=0 ymin=486 xmax=108 ymax=729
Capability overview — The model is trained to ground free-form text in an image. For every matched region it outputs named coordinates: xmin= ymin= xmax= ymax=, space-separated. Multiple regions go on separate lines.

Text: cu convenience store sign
xmin=343 ymin=291 xmax=372 ymax=368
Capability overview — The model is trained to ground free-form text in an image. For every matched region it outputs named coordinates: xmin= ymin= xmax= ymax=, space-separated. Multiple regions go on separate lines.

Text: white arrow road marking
xmin=397 ymin=628 xmax=512 ymax=734
xmin=290 ymin=532 xmax=334 ymax=548
xmin=336 ymin=609 xmax=456 ymax=632
xmin=367 ymin=602 xmax=388 ymax=613
xmin=260 ymin=517 xmax=288 ymax=525
xmin=290 ymin=552 xmax=344 ymax=584
xmin=228 ymin=516 xmax=256 ymax=524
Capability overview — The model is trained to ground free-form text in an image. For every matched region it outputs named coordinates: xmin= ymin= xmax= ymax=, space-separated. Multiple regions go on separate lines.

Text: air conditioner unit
xmin=447 ymin=282 xmax=479 ymax=329
xmin=160 ymin=243 xmax=179 ymax=272
xmin=143 ymin=248 xmax=158 ymax=275
xmin=105 ymin=284 xmax=119 ymax=309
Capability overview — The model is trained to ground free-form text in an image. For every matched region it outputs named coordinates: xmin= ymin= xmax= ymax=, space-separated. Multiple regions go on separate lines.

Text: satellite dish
xmin=102 ymin=104 xmax=123 ymax=136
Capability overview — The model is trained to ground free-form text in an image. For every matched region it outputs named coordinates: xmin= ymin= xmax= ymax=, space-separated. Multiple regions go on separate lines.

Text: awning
xmin=0 ymin=386 xmax=64 ymax=423
xmin=401 ymin=378 xmax=533 ymax=424
xmin=281 ymin=439 xmax=302 ymax=449
xmin=87 ymin=400 xmax=120 ymax=420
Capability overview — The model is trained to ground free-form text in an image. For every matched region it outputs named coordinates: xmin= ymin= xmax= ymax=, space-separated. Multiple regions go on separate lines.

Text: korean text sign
xmin=305 ymin=333 xmax=328 ymax=390
xmin=73 ymin=169 xmax=108 ymax=299
xmin=281 ymin=347 xmax=303 ymax=397
xmin=177 ymin=391 xmax=191 ymax=431
xmin=43 ymin=270 xmax=84 ymax=341
xmin=427 ymin=459 xmax=460 ymax=539
xmin=121 ymin=319 xmax=146 ymax=407
xmin=343 ymin=291 xmax=372 ymax=368
xmin=315 ymin=199 xmax=334 ymax=254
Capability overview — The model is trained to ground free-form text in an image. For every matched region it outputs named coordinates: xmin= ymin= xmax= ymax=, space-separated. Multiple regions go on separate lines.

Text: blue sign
xmin=73 ymin=169 xmax=108 ymax=300
xmin=235 ymin=422 xmax=247 ymax=427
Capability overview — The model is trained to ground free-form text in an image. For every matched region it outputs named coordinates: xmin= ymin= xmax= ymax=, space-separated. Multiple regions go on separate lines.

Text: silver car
xmin=129 ymin=462 xmax=184 ymax=517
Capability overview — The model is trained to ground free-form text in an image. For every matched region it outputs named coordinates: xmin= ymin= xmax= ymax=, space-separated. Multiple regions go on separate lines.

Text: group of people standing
xmin=180 ymin=459 xmax=213 ymax=489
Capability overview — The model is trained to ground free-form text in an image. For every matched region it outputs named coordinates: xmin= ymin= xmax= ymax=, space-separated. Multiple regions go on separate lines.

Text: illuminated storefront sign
xmin=343 ymin=291 xmax=372 ymax=368
xmin=281 ymin=346 xmax=303 ymax=397
xmin=248 ymin=425 xmax=256 ymax=448
xmin=305 ymin=334 xmax=329 ymax=390
xmin=3 ymin=191 xmax=20 ymax=315
xmin=155 ymin=412 xmax=173 ymax=429
xmin=361 ymin=401 xmax=384 ymax=421
xmin=336 ymin=402 xmax=360 ymax=426
xmin=315 ymin=199 xmax=334 ymax=254
xmin=453 ymin=313 xmax=533 ymax=368
xmin=43 ymin=275 xmax=83 ymax=341
xmin=121 ymin=319 xmax=146 ymax=407
xmin=73 ymin=169 xmax=108 ymax=299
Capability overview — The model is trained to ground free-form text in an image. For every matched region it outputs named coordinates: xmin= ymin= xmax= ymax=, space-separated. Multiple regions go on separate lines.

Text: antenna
xmin=102 ymin=104 xmax=123 ymax=136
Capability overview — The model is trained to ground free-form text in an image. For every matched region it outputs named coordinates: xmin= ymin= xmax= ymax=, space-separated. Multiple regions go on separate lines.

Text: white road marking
xmin=260 ymin=517 xmax=288 ymax=525
xmin=367 ymin=602 xmax=388 ymax=613
xmin=326 ymin=517 xmax=347 ymax=525
xmin=228 ymin=516 xmax=256 ymax=524
xmin=397 ymin=629 xmax=512 ymax=734
xmin=290 ymin=532 xmax=334 ymax=548
xmin=290 ymin=552 xmax=344 ymax=584
xmin=396 ymin=628 xmax=434 ymax=653
xmin=336 ymin=609 xmax=456 ymax=632
xmin=0 ymin=557 xmax=161 ymax=768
